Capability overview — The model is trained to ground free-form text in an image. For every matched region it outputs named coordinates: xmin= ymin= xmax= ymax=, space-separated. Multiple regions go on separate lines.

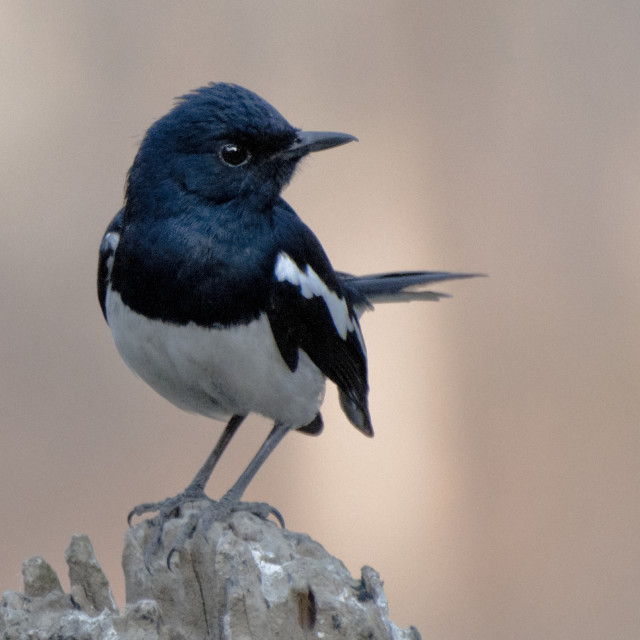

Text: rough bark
xmin=1 ymin=507 xmax=421 ymax=639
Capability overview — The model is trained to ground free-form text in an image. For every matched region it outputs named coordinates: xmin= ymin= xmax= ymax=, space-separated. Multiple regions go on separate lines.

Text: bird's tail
xmin=338 ymin=270 xmax=481 ymax=308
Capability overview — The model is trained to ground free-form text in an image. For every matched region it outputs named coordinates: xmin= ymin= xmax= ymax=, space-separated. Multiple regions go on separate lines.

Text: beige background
xmin=1 ymin=2 xmax=639 ymax=638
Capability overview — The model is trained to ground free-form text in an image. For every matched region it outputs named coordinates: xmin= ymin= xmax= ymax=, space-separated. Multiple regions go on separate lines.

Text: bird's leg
xmin=133 ymin=419 xmax=293 ymax=569
xmin=127 ymin=414 xmax=245 ymax=524
xmin=166 ymin=423 xmax=291 ymax=563
xmin=198 ymin=422 xmax=292 ymax=532
xmin=222 ymin=422 xmax=291 ymax=505
xmin=183 ymin=414 xmax=246 ymax=496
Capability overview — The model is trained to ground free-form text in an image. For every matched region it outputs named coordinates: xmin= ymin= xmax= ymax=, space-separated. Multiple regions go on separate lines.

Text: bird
xmin=98 ymin=82 xmax=477 ymax=559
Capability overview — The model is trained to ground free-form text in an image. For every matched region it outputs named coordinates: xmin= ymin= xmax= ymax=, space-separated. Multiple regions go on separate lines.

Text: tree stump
xmin=1 ymin=507 xmax=422 ymax=639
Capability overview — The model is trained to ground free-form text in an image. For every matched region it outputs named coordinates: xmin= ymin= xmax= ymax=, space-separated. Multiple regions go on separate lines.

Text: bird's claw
xmin=230 ymin=500 xmax=285 ymax=528
xmin=191 ymin=499 xmax=285 ymax=542
xmin=127 ymin=490 xmax=214 ymax=526
xmin=128 ymin=494 xmax=284 ymax=571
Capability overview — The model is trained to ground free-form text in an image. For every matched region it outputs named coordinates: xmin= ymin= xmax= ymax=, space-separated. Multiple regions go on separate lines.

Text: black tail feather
xmin=338 ymin=270 xmax=482 ymax=306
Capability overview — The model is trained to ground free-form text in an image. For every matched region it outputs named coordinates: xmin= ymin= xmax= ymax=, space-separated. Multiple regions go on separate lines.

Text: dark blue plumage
xmin=98 ymin=83 xmax=477 ymax=558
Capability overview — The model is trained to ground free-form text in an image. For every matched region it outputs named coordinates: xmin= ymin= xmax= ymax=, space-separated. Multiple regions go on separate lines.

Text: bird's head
xmin=125 ymin=83 xmax=356 ymax=213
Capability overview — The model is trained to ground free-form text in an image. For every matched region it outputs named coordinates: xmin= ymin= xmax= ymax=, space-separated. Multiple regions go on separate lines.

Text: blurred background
xmin=1 ymin=2 xmax=639 ymax=638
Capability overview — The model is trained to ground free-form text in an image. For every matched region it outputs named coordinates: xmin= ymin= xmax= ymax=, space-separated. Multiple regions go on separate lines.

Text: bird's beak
xmin=278 ymin=130 xmax=358 ymax=160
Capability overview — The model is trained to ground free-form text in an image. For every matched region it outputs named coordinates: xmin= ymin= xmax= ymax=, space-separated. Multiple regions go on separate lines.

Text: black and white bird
xmin=98 ymin=82 xmax=477 ymax=554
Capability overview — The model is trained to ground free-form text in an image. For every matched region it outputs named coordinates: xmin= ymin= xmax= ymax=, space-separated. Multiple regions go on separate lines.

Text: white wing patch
xmin=274 ymin=252 xmax=365 ymax=352
xmin=101 ymin=231 xmax=120 ymax=277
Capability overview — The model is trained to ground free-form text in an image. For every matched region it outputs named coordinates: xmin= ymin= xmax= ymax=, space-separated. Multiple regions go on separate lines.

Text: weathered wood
xmin=0 ymin=509 xmax=422 ymax=639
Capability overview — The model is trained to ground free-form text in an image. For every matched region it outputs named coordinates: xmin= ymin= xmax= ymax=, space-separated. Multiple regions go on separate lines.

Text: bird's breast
xmin=105 ymin=287 xmax=325 ymax=427
xmin=109 ymin=215 xmax=275 ymax=327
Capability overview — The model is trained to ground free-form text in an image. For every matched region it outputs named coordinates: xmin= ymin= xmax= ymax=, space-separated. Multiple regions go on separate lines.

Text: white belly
xmin=105 ymin=289 xmax=325 ymax=426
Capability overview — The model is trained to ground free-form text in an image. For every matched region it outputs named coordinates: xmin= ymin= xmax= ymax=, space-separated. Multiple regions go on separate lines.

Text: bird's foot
xmin=128 ymin=492 xmax=284 ymax=570
xmin=127 ymin=489 xmax=215 ymax=526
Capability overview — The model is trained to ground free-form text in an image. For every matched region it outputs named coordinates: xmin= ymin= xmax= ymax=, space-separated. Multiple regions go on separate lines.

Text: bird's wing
xmin=266 ymin=232 xmax=372 ymax=436
xmin=97 ymin=208 xmax=124 ymax=321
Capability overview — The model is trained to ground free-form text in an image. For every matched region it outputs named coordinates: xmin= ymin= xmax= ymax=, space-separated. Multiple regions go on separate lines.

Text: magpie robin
xmin=98 ymin=83 xmax=477 ymax=558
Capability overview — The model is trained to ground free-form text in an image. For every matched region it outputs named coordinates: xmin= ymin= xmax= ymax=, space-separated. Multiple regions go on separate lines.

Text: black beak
xmin=279 ymin=130 xmax=358 ymax=160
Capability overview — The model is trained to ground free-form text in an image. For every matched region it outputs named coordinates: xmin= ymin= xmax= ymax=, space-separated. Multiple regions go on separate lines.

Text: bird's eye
xmin=219 ymin=143 xmax=250 ymax=167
